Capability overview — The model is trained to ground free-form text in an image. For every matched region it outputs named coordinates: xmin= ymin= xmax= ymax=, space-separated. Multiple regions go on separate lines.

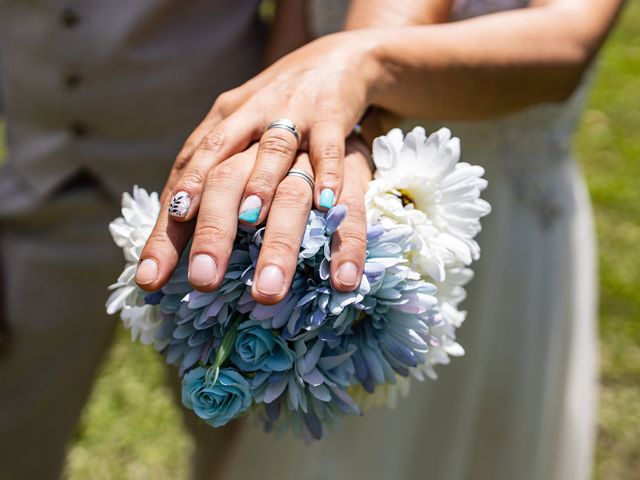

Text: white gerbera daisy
xmin=365 ymin=127 xmax=491 ymax=281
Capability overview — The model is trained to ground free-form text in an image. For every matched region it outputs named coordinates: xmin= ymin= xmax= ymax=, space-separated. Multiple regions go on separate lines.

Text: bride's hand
xmin=137 ymin=138 xmax=373 ymax=305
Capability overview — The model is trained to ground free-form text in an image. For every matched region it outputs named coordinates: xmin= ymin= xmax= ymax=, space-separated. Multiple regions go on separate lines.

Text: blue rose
xmin=230 ymin=323 xmax=295 ymax=372
xmin=181 ymin=367 xmax=252 ymax=427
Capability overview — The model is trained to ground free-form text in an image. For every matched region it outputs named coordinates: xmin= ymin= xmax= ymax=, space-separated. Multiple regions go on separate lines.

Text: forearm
xmin=342 ymin=0 xmax=453 ymax=142
xmin=363 ymin=0 xmax=623 ymax=120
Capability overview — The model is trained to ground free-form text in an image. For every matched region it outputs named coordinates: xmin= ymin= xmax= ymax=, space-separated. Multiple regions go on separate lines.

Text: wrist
xmin=339 ymin=29 xmax=396 ymax=106
xmin=357 ymin=28 xmax=400 ymax=106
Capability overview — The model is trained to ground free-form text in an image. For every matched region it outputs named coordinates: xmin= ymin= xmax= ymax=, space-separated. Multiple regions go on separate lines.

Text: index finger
xmin=135 ymin=196 xmax=195 ymax=292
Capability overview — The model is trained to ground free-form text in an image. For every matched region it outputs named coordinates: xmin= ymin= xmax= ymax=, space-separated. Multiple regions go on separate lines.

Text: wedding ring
xmin=266 ymin=118 xmax=300 ymax=147
xmin=286 ymin=168 xmax=314 ymax=192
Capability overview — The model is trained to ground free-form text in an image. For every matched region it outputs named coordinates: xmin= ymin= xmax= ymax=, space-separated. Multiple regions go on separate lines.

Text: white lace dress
xmin=222 ymin=2 xmax=598 ymax=478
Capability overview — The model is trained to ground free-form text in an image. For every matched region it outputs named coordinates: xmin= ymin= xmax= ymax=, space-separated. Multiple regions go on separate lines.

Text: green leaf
xmin=206 ymin=317 xmax=241 ymax=385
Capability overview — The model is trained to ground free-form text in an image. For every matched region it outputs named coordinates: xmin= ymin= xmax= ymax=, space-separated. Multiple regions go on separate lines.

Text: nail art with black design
xmin=168 ymin=191 xmax=191 ymax=217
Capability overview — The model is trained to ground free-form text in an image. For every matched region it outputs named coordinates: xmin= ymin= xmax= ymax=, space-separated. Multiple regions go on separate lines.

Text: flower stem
xmin=206 ymin=315 xmax=241 ymax=385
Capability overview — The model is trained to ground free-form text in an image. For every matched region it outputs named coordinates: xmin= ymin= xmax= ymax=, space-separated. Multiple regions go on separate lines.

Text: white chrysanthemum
xmin=106 ymin=186 xmax=165 ymax=347
xmin=109 ymin=185 xmax=161 ymax=263
xmin=434 ymin=265 xmax=474 ymax=329
xmin=350 ymin=375 xmax=412 ymax=411
xmin=365 ymin=127 xmax=491 ymax=281
xmin=105 ymin=262 xmax=141 ymax=314
xmin=121 ymin=305 xmax=169 ymax=349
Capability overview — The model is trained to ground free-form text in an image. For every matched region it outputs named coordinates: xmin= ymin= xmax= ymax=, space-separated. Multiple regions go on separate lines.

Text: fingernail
xmin=168 ymin=191 xmax=191 ymax=217
xmin=256 ymin=264 xmax=285 ymax=296
xmin=319 ymin=188 xmax=335 ymax=210
xmin=337 ymin=261 xmax=359 ymax=288
xmin=136 ymin=258 xmax=159 ymax=285
xmin=189 ymin=254 xmax=218 ymax=286
xmin=238 ymin=195 xmax=261 ymax=224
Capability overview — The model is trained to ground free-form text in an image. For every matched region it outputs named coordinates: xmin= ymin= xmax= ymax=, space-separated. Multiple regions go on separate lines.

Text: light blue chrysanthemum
xmin=137 ymin=206 xmax=439 ymax=439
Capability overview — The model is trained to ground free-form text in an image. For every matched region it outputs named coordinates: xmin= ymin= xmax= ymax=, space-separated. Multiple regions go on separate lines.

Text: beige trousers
xmin=0 ymin=179 xmax=230 ymax=480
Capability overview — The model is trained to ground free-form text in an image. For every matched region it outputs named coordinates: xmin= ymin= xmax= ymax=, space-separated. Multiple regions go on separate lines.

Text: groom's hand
xmin=137 ymin=140 xmax=372 ymax=304
xmin=249 ymin=140 xmax=371 ymax=305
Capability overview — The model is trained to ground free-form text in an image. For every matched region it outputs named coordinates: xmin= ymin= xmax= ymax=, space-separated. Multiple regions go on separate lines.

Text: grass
xmin=65 ymin=333 xmax=192 ymax=479
xmin=574 ymin=2 xmax=640 ymax=477
xmin=0 ymin=3 xmax=638 ymax=478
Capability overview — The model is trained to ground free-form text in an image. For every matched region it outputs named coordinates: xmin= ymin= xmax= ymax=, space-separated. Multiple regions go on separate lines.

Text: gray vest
xmin=0 ymin=0 xmax=266 ymax=203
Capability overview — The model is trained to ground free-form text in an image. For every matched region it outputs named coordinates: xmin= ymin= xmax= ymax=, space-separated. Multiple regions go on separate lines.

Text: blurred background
xmin=0 ymin=2 xmax=637 ymax=479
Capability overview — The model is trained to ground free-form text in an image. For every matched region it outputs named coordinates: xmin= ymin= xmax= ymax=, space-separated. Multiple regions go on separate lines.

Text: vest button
xmin=61 ymin=8 xmax=81 ymax=28
xmin=69 ymin=120 xmax=89 ymax=138
xmin=64 ymin=73 xmax=83 ymax=89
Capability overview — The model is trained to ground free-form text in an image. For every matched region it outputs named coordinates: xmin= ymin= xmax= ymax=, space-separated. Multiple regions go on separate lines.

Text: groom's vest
xmin=0 ymin=0 xmax=266 ymax=202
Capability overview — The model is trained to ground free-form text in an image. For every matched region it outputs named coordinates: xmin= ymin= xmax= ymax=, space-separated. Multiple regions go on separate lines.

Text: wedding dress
xmin=223 ymin=1 xmax=598 ymax=478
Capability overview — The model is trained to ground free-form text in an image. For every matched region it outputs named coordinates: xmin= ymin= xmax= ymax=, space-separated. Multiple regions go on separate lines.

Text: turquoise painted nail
xmin=238 ymin=207 xmax=260 ymax=223
xmin=319 ymin=188 xmax=335 ymax=210
xmin=239 ymin=195 xmax=261 ymax=224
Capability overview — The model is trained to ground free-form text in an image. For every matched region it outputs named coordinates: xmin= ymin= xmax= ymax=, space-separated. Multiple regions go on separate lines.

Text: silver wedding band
xmin=266 ymin=118 xmax=300 ymax=147
xmin=286 ymin=168 xmax=314 ymax=192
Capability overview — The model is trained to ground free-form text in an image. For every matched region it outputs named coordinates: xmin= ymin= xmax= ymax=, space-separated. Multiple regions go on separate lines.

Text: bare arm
xmin=265 ymin=0 xmax=453 ymax=62
xmin=342 ymin=0 xmax=454 ymax=142
xmin=345 ymin=0 xmax=453 ymax=28
xmin=364 ymin=0 xmax=624 ymax=119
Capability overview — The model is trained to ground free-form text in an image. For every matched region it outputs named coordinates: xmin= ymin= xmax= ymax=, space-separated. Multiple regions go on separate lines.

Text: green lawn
xmin=0 ymin=3 xmax=638 ymax=479
xmin=574 ymin=2 xmax=640 ymax=477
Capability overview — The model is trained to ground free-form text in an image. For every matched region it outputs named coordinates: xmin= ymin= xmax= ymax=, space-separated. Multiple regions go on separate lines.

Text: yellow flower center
xmin=397 ymin=189 xmax=415 ymax=208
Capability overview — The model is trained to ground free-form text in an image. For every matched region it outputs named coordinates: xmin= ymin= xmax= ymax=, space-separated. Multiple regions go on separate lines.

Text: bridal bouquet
xmin=106 ymin=127 xmax=490 ymax=441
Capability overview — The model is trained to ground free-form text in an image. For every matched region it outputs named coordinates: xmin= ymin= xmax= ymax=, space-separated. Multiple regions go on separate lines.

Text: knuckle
xmin=212 ymin=91 xmax=234 ymax=115
xmin=264 ymin=232 xmax=297 ymax=257
xmin=342 ymin=197 xmax=366 ymax=219
xmin=173 ymin=151 xmax=191 ymax=173
xmin=320 ymin=168 xmax=341 ymax=186
xmin=213 ymin=91 xmax=231 ymax=108
xmin=144 ymin=231 xmax=173 ymax=251
xmin=316 ymin=145 xmax=343 ymax=185
xmin=248 ymin=170 xmax=278 ymax=196
xmin=338 ymin=228 xmax=367 ymax=251
xmin=276 ymin=178 xmax=311 ymax=204
xmin=319 ymin=143 xmax=342 ymax=163
xmin=261 ymin=134 xmax=294 ymax=157
xmin=208 ymin=161 xmax=237 ymax=186
xmin=178 ymin=167 xmax=207 ymax=188
xmin=183 ymin=136 xmax=199 ymax=154
xmin=200 ymin=129 xmax=225 ymax=152
xmin=193 ymin=222 xmax=233 ymax=246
